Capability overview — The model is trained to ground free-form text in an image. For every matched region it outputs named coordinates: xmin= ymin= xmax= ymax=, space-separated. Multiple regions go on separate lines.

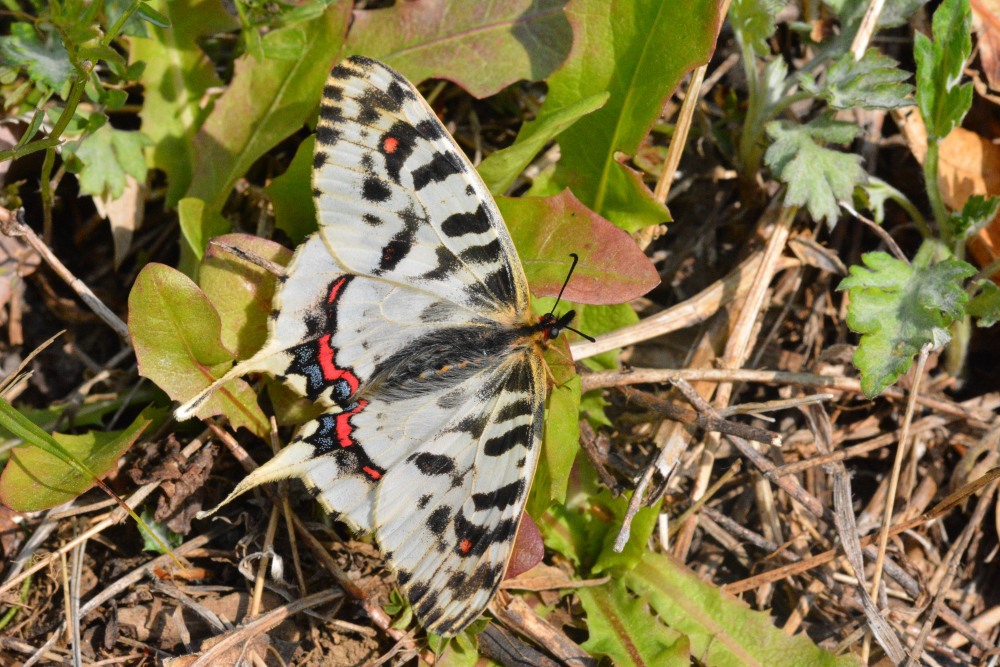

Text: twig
xmin=581 ymin=367 xmax=994 ymax=424
xmin=0 ymin=207 xmax=130 ymax=343
xmin=868 ymin=346 xmax=929 ymax=601
xmin=619 ymin=386 xmax=782 ymax=446
xmin=904 ymin=478 xmax=1000 ymax=666
xmin=187 ymin=589 xmax=343 ymax=667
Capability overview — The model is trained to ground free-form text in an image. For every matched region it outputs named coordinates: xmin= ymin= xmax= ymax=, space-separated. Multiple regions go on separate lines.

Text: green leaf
xmin=838 ymin=241 xmax=977 ymax=396
xmin=63 ymin=124 xmax=154 ymax=200
xmin=0 ymin=22 xmax=73 ymax=94
xmin=177 ymin=197 xmax=231 ymax=273
xmin=968 ymin=280 xmax=1000 ymax=327
xmin=198 ymin=234 xmax=293 ymax=359
xmin=129 ymin=263 xmax=269 ymax=436
xmin=914 ymin=0 xmax=973 ymax=142
xmin=947 ymin=195 xmax=1000 ymax=240
xmin=855 ymin=176 xmax=909 ymax=224
xmin=265 ymin=135 xmax=318 ymax=246
xmin=529 ymin=355 xmax=580 ymax=514
xmin=186 ymin=4 xmax=351 ymax=217
xmin=624 ymin=551 xmax=861 ymax=667
xmin=578 ymin=581 xmax=690 ymax=666
xmin=800 ymin=49 xmax=913 ymax=110
xmin=132 ymin=0 xmax=238 ymax=208
xmin=729 ymin=0 xmax=784 ymax=58
xmin=139 ymin=506 xmax=184 ymax=552
xmin=478 ymin=92 xmax=609 ymax=195
xmin=346 ymin=0 xmax=572 ymax=98
xmin=533 ymin=0 xmax=721 ymax=232
xmin=0 ymin=406 xmax=160 ymax=511
xmin=765 ymin=117 xmax=866 ymax=227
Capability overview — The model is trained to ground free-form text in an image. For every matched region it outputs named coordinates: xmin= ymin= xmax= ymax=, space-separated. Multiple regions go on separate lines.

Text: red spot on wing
xmin=362 ymin=466 xmax=382 ymax=480
xmin=315 ymin=333 xmax=361 ymax=394
xmin=335 ymin=399 xmax=368 ymax=448
xmin=459 ymin=538 xmax=473 ymax=555
xmin=327 ymin=276 xmax=348 ymax=304
xmin=382 ymin=136 xmax=399 ymax=154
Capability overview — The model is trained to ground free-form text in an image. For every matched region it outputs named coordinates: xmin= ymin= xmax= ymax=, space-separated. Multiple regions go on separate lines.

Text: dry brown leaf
xmin=94 ymin=175 xmax=146 ymax=268
xmin=972 ymin=0 xmax=1000 ymax=91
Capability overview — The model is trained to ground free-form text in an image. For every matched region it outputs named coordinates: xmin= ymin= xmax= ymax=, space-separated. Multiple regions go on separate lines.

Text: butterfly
xmin=175 ymin=55 xmax=586 ymax=637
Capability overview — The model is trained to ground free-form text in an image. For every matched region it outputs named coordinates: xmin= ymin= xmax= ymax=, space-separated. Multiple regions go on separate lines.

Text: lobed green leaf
xmin=838 ymin=242 xmax=977 ymax=396
xmin=801 ymin=49 xmax=913 ymax=110
xmin=765 ymin=117 xmax=866 ymax=227
xmin=914 ymin=0 xmax=973 ymax=141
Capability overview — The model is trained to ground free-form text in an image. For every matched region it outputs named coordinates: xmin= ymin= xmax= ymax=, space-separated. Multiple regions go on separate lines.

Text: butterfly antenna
xmin=548 ymin=253 xmax=580 ymax=316
xmin=547 ymin=254 xmax=596 ymax=342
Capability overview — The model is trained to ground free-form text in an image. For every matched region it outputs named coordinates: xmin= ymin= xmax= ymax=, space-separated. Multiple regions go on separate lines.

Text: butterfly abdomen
xmin=363 ymin=324 xmax=525 ymax=400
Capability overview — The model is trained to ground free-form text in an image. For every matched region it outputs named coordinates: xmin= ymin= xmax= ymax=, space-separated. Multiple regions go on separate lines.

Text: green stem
xmin=103 ymin=0 xmax=144 ymax=44
xmin=922 ymin=140 xmax=950 ymax=244
xmin=0 ymin=61 xmax=93 ymax=165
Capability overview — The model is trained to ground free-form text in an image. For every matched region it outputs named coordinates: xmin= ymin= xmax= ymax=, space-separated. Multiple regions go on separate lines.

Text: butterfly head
xmin=535 ymin=254 xmax=596 ymax=344
xmin=538 ymin=310 xmax=577 ymax=341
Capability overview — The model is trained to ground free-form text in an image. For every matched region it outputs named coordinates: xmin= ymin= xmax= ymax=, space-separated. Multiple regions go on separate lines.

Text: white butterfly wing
xmin=313 ymin=56 xmax=529 ymax=317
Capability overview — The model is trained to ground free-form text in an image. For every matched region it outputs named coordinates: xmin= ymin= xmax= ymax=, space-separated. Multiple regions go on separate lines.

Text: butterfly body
xmin=178 ymin=56 xmax=576 ymax=636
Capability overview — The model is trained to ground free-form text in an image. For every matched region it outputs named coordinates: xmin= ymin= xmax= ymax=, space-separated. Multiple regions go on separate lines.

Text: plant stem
xmin=922 ymin=140 xmax=950 ymax=244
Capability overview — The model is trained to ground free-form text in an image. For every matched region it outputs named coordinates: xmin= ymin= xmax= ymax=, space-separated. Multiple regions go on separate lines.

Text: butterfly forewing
xmin=313 ymin=56 xmax=529 ymax=317
xmin=180 ymin=55 xmax=557 ymax=637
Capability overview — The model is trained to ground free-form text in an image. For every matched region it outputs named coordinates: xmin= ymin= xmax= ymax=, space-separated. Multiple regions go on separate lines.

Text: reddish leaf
xmin=501 ymin=189 xmax=661 ymax=304
xmin=505 ymin=512 xmax=544 ymax=579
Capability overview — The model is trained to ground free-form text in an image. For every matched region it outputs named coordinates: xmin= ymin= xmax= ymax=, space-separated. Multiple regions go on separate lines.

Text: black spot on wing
xmin=323 ymin=84 xmax=343 ymax=102
xmin=454 ymin=412 xmax=489 ymax=439
xmin=421 ymin=245 xmax=461 ymax=281
xmin=416 ymin=494 xmax=431 ymax=510
xmin=453 ymin=510 xmax=518 ymax=557
xmin=316 ymin=125 xmax=340 ymax=147
xmin=409 ymin=452 xmax=456 ymax=476
xmin=465 ymin=184 xmax=475 ymax=196
xmin=496 ymin=398 xmax=533 ymax=423
xmin=472 ymin=480 xmax=524 ymax=512
xmin=319 ymin=101 xmax=343 ymax=124
xmin=380 ymin=121 xmax=419 ymax=184
xmin=446 ymin=562 xmax=504 ymax=599
xmin=483 ymin=423 xmax=532 ymax=457
xmin=362 ymin=176 xmax=391 ymax=202
xmin=437 ymin=389 xmax=465 ymax=409
xmin=427 ymin=506 xmax=451 ymax=536
xmin=362 ymin=213 xmax=382 ymax=227
xmin=412 ymin=151 xmax=463 ymax=190
xmin=376 ymin=205 xmax=421 ymax=274
xmin=313 ymin=151 xmax=328 ymax=169
xmin=440 ymin=203 xmax=493 ymax=237
xmin=415 ymin=118 xmax=445 ymax=139
xmin=459 ymin=238 xmax=502 ymax=265
xmin=356 ymin=86 xmax=404 ymax=124
xmin=379 ymin=238 xmax=411 ymax=272
xmin=418 ymin=301 xmax=454 ymax=323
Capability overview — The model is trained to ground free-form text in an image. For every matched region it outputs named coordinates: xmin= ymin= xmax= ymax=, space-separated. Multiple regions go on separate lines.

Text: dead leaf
xmin=94 ymin=175 xmax=146 ymax=268
xmin=972 ymin=0 xmax=1000 ymax=91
